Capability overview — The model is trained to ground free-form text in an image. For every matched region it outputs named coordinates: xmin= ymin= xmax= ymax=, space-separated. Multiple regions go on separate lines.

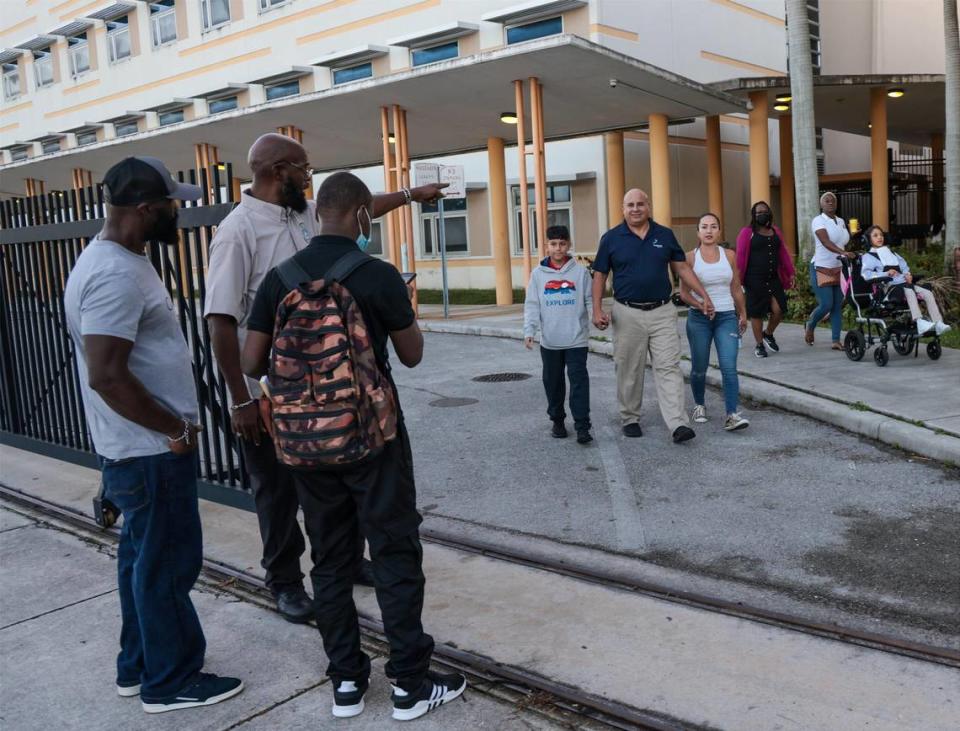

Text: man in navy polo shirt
xmin=592 ymin=189 xmax=714 ymax=443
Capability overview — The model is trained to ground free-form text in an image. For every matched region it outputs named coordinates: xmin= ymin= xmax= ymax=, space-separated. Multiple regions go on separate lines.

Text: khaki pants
xmin=612 ymin=300 xmax=689 ymax=431
xmin=902 ymin=286 xmax=942 ymax=322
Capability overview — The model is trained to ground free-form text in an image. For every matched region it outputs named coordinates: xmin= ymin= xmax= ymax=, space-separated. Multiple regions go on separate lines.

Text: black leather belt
xmin=615 ymin=297 xmax=671 ymax=311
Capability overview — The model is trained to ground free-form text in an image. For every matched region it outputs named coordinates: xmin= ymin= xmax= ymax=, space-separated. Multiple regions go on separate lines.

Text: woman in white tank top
xmin=679 ymin=214 xmax=750 ymax=431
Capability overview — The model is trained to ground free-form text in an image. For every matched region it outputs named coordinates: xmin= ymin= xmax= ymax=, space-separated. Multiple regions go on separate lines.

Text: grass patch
xmin=417 ymin=288 xmax=526 ymax=305
xmin=849 ymin=401 xmax=871 ymax=411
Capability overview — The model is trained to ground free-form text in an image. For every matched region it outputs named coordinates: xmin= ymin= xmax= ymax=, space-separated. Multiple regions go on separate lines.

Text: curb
xmin=419 ymin=319 xmax=960 ymax=466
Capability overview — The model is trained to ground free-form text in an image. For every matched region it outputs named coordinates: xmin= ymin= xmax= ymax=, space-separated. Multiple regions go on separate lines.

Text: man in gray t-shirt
xmin=64 ymin=157 xmax=242 ymax=713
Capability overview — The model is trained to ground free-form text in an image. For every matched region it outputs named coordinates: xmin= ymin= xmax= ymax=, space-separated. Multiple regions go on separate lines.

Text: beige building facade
xmin=0 ymin=0 xmax=949 ymax=291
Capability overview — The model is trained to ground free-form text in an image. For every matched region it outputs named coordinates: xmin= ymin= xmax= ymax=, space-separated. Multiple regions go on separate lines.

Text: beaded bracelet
xmin=401 ymin=187 xmax=412 ymax=204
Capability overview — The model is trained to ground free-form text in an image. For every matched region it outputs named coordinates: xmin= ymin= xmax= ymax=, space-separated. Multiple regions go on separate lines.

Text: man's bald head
xmin=622 ymin=188 xmax=651 ymax=227
xmin=247 ymin=133 xmax=307 ymax=177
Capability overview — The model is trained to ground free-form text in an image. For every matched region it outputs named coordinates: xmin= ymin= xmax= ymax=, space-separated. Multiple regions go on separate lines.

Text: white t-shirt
xmin=810 ymin=213 xmax=850 ymax=268
xmin=203 ymin=192 xmax=319 ymax=398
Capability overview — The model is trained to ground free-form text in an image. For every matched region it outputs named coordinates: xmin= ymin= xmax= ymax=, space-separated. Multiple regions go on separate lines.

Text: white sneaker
xmin=692 ymin=405 xmax=708 ymax=423
xmin=916 ymin=319 xmax=935 ymax=336
xmin=934 ymin=321 xmax=952 ymax=336
xmin=724 ymin=413 xmax=750 ymax=431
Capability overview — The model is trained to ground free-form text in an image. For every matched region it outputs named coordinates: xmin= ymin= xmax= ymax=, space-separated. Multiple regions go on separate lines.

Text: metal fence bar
xmin=0 ymin=167 xmax=250 ymax=504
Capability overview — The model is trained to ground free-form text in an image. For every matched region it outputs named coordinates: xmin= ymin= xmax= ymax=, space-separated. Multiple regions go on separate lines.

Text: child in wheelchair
xmin=859 ymin=225 xmax=951 ymax=338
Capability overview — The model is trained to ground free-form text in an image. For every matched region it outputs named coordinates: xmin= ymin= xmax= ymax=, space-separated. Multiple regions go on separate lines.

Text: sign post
xmin=414 ymin=163 xmax=465 ymax=319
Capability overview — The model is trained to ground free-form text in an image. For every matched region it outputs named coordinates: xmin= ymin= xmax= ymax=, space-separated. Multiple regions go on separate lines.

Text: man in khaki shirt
xmin=204 ymin=133 xmax=444 ymax=622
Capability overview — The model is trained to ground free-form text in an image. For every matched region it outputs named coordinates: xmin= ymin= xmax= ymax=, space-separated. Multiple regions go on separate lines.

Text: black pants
xmin=291 ymin=426 xmax=434 ymax=689
xmin=241 ymin=437 xmax=306 ymax=594
xmin=540 ymin=346 xmax=591 ymax=431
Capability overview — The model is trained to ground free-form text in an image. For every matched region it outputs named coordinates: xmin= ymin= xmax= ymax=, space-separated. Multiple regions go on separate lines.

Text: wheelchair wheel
xmin=844 ymin=330 xmax=866 ymax=361
xmin=874 ymin=346 xmax=889 ymax=367
xmin=892 ymin=332 xmax=914 ymax=356
xmin=927 ymin=340 xmax=942 ymax=360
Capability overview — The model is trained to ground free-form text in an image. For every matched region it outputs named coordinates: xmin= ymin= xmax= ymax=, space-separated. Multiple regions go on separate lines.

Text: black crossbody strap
xmin=324 ymin=249 xmax=374 ymax=284
xmin=276 ymin=257 xmax=313 ymax=293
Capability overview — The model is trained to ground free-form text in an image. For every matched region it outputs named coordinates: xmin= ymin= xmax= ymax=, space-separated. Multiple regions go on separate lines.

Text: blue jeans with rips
xmin=806 ymin=262 xmax=844 ymax=342
xmin=686 ymin=309 xmax=741 ymax=415
xmin=99 ymin=451 xmax=206 ymax=701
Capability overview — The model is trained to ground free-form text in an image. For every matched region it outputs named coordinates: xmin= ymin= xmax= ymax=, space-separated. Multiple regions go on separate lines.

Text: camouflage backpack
xmin=266 ymin=250 xmax=398 ymax=469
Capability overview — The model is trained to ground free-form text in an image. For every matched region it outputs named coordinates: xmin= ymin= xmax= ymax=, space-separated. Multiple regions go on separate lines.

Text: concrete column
xmin=648 ymin=113 xmax=671 ymax=224
xmin=529 ymin=77 xmax=547 ymax=257
xmin=380 ymin=107 xmax=400 ymax=269
xmin=778 ymin=114 xmax=797 ymax=255
xmin=748 ymin=91 xmax=770 ymax=206
xmin=870 ymin=88 xmax=889 ymax=230
xmin=931 ymin=132 xmax=944 ymax=224
xmin=487 ymin=137 xmax=513 ymax=305
xmin=514 ymin=80 xmax=532 ymax=285
xmin=705 ymin=116 xmax=724 ymax=233
xmin=604 ymin=131 xmax=625 ymax=229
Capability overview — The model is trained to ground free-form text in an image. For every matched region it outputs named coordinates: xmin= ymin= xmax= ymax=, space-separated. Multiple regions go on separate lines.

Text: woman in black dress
xmin=734 ymin=201 xmax=796 ymax=358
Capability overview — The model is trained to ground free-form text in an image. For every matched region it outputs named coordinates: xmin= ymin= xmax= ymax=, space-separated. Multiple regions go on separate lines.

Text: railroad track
xmin=0 ymin=484 xmax=688 ymax=731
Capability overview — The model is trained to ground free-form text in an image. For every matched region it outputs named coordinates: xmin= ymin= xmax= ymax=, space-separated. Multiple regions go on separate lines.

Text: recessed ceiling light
xmin=775 ymin=93 xmax=792 ymax=103
xmin=500 ymin=112 xmax=518 ymax=124
xmin=773 ymin=103 xmax=790 ymax=112
xmin=887 ymin=88 xmax=905 ymax=98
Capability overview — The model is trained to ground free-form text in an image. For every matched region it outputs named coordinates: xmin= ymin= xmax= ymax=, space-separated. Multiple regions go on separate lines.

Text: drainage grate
xmin=429 ymin=397 xmax=479 ymax=408
xmin=471 ymin=372 xmax=532 ymax=383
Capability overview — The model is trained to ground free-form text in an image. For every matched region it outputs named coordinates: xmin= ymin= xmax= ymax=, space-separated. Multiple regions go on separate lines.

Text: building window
xmin=158 ymin=109 xmax=185 ymax=126
xmin=420 ymin=198 xmax=468 ymax=256
xmin=107 ymin=18 xmax=131 ymax=63
xmin=208 ymin=95 xmax=238 ymax=113
xmin=411 ymin=41 xmax=458 ymax=67
xmin=2 ymin=64 xmax=19 ymax=100
xmin=511 ymin=184 xmax=572 ymax=254
xmin=265 ymin=80 xmax=299 ymax=100
xmin=366 ymin=221 xmax=383 ymax=256
xmin=42 ymin=139 xmax=61 ymax=154
xmin=115 ymin=120 xmax=139 ymax=137
xmin=11 ymin=147 xmax=29 ymax=162
xmin=506 ymin=16 xmax=562 ymax=45
xmin=332 ymin=62 xmax=372 ymax=86
xmin=150 ymin=1 xmax=178 ymax=47
xmin=259 ymin=0 xmax=290 ymax=13
xmin=33 ymin=50 xmax=54 ymax=88
xmin=68 ymin=35 xmax=90 ymax=77
xmin=76 ymin=130 xmax=98 ymax=146
xmin=201 ymin=0 xmax=231 ymax=30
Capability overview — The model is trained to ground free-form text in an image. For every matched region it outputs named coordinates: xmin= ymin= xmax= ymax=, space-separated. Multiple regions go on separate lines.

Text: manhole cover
xmin=429 ymin=397 xmax=479 ymax=408
xmin=472 ymin=372 xmax=532 ymax=383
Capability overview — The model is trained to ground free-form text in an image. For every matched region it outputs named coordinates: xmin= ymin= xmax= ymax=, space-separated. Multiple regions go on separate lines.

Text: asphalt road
xmin=395 ymin=333 xmax=960 ymax=648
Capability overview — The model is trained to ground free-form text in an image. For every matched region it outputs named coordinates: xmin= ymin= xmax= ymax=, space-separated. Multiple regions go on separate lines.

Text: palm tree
xmin=785 ymin=0 xmax=819 ymax=264
xmin=944 ymin=0 xmax=959 ymax=278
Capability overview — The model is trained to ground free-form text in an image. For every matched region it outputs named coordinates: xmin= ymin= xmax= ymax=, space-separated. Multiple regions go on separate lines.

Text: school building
xmin=0 ymin=0 xmax=948 ymax=298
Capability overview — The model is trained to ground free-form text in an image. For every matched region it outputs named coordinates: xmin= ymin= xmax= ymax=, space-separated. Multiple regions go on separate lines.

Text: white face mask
xmin=355 ymin=206 xmax=372 ymax=251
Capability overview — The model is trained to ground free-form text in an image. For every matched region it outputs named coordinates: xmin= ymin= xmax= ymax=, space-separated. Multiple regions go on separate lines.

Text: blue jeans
xmin=686 ymin=310 xmax=740 ymax=414
xmin=806 ymin=262 xmax=843 ymax=342
xmin=100 ymin=451 xmax=206 ymax=700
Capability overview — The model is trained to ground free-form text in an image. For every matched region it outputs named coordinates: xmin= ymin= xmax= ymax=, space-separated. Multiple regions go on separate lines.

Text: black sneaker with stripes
xmin=391 ymin=671 xmax=466 ymax=721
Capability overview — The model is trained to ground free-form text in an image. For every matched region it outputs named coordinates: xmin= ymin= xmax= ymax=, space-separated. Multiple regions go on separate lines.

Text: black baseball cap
xmin=103 ymin=156 xmax=202 ymax=206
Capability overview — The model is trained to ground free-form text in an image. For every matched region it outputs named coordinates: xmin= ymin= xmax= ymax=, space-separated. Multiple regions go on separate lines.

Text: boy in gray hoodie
xmin=524 ymin=226 xmax=593 ymax=444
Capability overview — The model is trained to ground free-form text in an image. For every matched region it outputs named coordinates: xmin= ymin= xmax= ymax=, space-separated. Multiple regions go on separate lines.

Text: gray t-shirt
xmin=64 ymin=238 xmax=199 ymax=459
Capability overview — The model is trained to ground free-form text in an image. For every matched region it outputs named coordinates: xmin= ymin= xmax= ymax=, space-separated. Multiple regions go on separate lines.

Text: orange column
xmin=648 ymin=113 xmax=671 ymax=224
xmin=529 ymin=77 xmax=547 ymax=257
xmin=604 ymin=131 xmax=625 ymax=230
xmin=514 ymin=79 xmax=532 ymax=285
xmin=778 ymin=114 xmax=796 ymax=255
xmin=487 ymin=136 xmax=513 ymax=305
xmin=870 ymin=88 xmax=889 ymax=230
xmin=748 ymin=91 xmax=770 ymax=206
xmin=705 ymin=115 xmax=724 ymax=235
xmin=380 ymin=107 xmax=400 ymax=269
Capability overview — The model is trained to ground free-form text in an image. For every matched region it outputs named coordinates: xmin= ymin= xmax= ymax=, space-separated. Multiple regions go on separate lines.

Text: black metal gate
xmin=0 ymin=164 xmax=254 ymax=510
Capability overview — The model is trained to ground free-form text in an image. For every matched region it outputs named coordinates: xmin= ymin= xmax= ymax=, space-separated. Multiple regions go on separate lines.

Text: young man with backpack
xmin=205 ymin=134 xmax=445 ymax=623
xmin=240 ymin=172 xmax=465 ymax=721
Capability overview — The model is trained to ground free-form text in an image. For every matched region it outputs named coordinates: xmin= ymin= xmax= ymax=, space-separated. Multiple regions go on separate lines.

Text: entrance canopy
xmin=713 ymin=75 xmax=945 ymax=146
xmin=0 ymin=35 xmax=745 ymax=195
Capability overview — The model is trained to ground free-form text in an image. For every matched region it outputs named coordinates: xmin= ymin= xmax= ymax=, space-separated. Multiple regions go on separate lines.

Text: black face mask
xmin=279 ymin=177 xmax=308 ymax=213
xmin=147 ymin=206 xmax=180 ymax=245
xmin=755 ymin=212 xmax=772 ymax=227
